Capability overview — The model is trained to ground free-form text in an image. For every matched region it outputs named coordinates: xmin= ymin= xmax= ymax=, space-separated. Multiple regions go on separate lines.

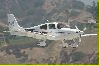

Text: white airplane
xmin=5 ymin=14 xmax=97 ymax=48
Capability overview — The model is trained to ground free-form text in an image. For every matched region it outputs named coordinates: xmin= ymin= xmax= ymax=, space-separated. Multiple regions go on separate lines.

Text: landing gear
xmin=79 ymin=37 xmax=81 ymax=42
xmin=73 ymin=47 xmax=76 ymax=48
xmin=70 ymin=38 xmax=79 ymax=48
xmin=62 ymin=40 xmax=68 ymax=48
xmin=62 ymin=38 xmax=80 ymax=48
xmin=37 ymin=40 xmax=46 ymax=47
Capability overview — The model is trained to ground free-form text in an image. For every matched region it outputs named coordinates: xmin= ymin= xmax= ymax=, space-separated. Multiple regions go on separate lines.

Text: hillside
xmin=0 ymin=0 xmax=98 ymax=27
xmin=0 ymin=0 xmax=98 ymax=64
xmin=0 ymin=35 xmax=98 ymax=64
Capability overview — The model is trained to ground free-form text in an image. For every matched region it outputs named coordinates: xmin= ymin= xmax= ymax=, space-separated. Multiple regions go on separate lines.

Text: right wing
xmin=81 ymin=34 xmax=97 ymax=37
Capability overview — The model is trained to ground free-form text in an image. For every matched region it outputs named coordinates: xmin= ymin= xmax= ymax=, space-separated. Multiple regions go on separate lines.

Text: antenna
xmin=46 ymin=20 xmax=49 ymax=22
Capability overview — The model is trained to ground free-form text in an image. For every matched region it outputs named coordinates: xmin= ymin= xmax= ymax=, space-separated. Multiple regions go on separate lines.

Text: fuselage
xmin=24 ymin=22 xmax=83 ymax=40
xmin=7 ymin=14 xmax=97 ymax=48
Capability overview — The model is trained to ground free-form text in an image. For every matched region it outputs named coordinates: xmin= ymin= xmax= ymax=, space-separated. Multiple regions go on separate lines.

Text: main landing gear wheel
xmin=62 ymin=38 xmax=80 ymax=48
xmin=37 ymin=40 xmax=46 ymax=47
xmin=62 ymin=40 xmax=69 ymax=48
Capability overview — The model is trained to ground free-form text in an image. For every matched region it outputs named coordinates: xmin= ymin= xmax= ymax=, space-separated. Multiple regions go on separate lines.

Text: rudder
xmin=8 ymin=14 xmax=21 ymax=31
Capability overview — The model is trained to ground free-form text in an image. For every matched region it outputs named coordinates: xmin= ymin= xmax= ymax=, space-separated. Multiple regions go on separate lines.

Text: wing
xmin=81 ymin=34 xmax=97 ymax=37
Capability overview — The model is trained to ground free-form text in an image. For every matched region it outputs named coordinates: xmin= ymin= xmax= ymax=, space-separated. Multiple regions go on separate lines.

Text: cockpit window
xmin=49 ymin=24 xmax=56 ymax=29
xmin=57 ymin=23 xmax=70 ymax=29
xmin=57 ymin=23 xmax=64 ymax=29
xmin=70 ymin=26 xmax=75 ymax=29
xmin=40 ymin=24 xmax=47 ymax=30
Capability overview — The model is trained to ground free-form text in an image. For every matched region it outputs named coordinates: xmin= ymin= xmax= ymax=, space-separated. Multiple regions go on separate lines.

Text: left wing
xmin=81 ymin=34 xmax=97 ymax=37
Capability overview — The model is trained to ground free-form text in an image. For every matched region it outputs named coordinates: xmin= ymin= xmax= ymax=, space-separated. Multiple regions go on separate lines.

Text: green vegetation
xmin=72 ymin=0 xmax=85 ymax=9
xmin=0 ymin=41 xmax=5 ymax=48
xmin=2 ymin=32 xmax=35 ymax=45
xmin=6 ymin=36 xmax=35 ymax=45
xmin=77 ymin=23 xmax=98 ymax=30
xmin=69 ymin=10 xmax=80 ymax=17
xmin=72 ymin=52 xmax=86 ymax=61
xmin=92 ymin=54 xmax=99 ymax=64
xmin=33 ymin=0 xmax=45 ymax=7
xmin=86 ymin=1 xmax=98 ymax=22
xmin=0 ymin=10 xmax=6 ymax=19
xmin=0 ymin=0 xmax=98 ymax=27
xmin=0 ymin=27 xmax=4 ymax=32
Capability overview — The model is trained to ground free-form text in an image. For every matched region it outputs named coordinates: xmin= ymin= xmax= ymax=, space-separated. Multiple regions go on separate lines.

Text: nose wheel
xmin=70 ymin=38 xmax=80 ymax=48
xmin=62 ymin=38 xmax=80 ymax=48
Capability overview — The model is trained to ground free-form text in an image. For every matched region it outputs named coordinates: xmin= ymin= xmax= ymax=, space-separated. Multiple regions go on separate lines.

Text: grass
xmin=9 ymin=37 xmax=35 ymax=45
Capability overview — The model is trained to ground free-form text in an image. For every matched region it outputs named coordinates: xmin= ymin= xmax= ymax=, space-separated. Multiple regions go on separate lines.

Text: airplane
xmin=4 ymin=14 xmax=97 ymax=48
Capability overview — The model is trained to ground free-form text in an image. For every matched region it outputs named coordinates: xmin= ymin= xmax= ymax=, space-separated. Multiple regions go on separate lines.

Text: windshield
xmin=49 ymin=24 xmax=56 ymax=29
xmin=57 ymin=23 xmax=70 ymax=29
xmin=40 ymin=24 xmax=47 ymax=30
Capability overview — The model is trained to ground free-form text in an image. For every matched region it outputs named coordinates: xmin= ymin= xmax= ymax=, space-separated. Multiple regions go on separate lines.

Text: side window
xmin=40 ymin=24 xmax=47 ymax=30
xmin=57 ymin=23 xmax=63 ymax=29
xmin=57 ymin=23 xmax=61 ymax=29
xmin=49 ymin=24 xmax=56 ymax=29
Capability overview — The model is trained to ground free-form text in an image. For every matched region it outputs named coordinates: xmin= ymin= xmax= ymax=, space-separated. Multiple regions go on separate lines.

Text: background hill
xmin=0 ymin=0 xmax=98 ymax=27
xmin=0 ymin=0 xmax=98 ymax=64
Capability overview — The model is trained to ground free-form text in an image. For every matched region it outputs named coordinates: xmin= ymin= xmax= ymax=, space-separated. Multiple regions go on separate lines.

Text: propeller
xmin=83 ymin=27 xmax=87 ymax=31
xmin=75 ymin=25 xmax=86 ymax=42
xmin=75 ymin=25 xmax=87 ymax=31
xmin=46 ymin=20 xmax=49 ymax=22
xmin=75 ymin=25 xmax=79 ymax=30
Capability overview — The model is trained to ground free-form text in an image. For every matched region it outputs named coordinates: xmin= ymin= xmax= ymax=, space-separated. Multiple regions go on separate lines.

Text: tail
xmin=8 ymin=14 xmax=22 ymax=31
xmin=8 ymin=14 xmax=25 ymax=36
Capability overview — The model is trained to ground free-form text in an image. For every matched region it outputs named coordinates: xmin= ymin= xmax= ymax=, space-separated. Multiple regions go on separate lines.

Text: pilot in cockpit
xmin=57 ymin=23 xmax=70 ymax=29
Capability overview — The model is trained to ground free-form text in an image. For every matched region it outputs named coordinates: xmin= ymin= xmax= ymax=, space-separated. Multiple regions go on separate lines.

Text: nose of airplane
xmin=75 ymin=30 xmax=84 ymax=35
xmin=80 ymin=31 xmax=84 ymax=35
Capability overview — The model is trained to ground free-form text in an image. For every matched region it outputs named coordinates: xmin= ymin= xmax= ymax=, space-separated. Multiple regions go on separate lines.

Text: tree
xmin=63 ymin=0 xmax=84 ymax=23
xmin=86 ymin=1 xmax=98 ymax=22
xmin=33 ymin=0 xmax=45 ymax=7
xmin=72 ymin=0 xmax=85 ymax=10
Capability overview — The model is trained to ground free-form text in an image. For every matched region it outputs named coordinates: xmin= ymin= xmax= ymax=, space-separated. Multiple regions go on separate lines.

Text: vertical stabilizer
xmin=8 ymin=14 xmax=22 ymax=31
xmin=8 ymin=14 xmax=25 ymax=36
